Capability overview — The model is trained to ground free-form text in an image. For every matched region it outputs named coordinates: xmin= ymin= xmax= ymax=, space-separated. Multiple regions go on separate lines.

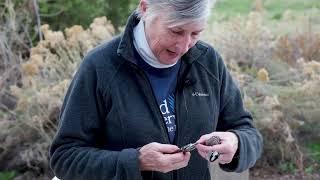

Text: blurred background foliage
xmin=0 ymin=0 xmax=320 ymax=179
xmin=38 ymin=0 xmax=137 ymax=31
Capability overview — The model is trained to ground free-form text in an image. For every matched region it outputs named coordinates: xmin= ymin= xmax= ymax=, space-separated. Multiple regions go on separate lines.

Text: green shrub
xmin=279 ymin=162 xmax=296 ymax=173
xmin=0 ymin=171 xmax=16 ymax=180
xmin=307 ymin=142 xmax=320 ymax=162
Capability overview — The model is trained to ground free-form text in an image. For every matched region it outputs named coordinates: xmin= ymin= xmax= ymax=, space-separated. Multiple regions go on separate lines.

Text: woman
xmin=50 ymin=0 xmax=263 ymax=179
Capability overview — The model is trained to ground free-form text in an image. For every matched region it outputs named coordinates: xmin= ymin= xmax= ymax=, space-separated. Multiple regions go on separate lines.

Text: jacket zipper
xmin=128 ymin=61 xmax=190 ymax=180
xmin=128 ymin=62 xmax=171 ymax=144
xmin=173 ymin=61 xmax=191 ymax=180
xmin=173 ymin=61 xmax=191 ymax=146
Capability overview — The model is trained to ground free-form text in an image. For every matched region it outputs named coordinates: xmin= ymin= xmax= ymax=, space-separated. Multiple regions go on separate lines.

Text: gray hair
xmin=137 ymin=0 xmax=215 ymax=26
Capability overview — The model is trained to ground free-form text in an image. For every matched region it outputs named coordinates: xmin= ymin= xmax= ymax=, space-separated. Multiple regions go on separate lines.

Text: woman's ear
xmin=139 ymin=0 xmax=148 ymax=19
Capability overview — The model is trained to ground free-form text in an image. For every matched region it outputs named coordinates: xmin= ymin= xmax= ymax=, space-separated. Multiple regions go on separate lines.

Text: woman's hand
xmin=195 ymin=132 xmax=238 ymax=164
xmin=138 ymin=142 xmax=191 ymax=173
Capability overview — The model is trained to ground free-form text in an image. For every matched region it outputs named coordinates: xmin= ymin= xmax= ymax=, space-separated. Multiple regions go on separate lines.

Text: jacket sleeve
xmin=49 ymin=58 xmax=142 ymax=180
xmin=215 ymin=52 xmax=263 ymax=173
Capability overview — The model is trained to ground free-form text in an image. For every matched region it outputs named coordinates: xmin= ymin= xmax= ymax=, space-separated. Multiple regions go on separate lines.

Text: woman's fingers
xmin=171 ymin=152 xmax=191 ymax=169
xmin=138 ymin=142 xmax=192 ymax=173
xmin=154 ymin=142 xmax=180 ymax=153
xmin=196 ymin=132 xmax=239 ymax=164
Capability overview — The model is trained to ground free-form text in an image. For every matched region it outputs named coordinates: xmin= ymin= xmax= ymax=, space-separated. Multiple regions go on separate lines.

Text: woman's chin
xmin=159 ymin=55 xmax=181 ymax=65
xmin=159 ymin=58 xmax=179 ymax=65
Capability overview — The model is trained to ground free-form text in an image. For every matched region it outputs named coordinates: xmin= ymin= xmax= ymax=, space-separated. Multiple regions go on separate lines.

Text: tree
xmin=38 ymin=0 xmax=138 ymax=31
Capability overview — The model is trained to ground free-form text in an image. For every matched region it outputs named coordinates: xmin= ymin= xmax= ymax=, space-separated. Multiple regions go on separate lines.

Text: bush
xmin=0 ymin=0 xmax=34 ymax=113
xmin=275 ymin=30 xmax=320 ymax=65
xmin=205 ymin=11 xmax=320 ymax=173
xmin=207 ymin=12 xmax=275 ymax=68
xmin=1 ymin=16 xmax=114 ymax=177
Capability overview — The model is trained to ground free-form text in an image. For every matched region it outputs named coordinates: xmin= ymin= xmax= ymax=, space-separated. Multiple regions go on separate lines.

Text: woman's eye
xmin=171 ymin=30 xmax=183 ymax=35
xmin=192 ymin=32 xmax=200 ymax=36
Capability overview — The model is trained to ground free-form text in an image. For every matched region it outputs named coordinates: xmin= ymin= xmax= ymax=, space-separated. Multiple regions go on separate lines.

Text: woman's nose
xmin=178 ymin=35 xmax=192 ymax=54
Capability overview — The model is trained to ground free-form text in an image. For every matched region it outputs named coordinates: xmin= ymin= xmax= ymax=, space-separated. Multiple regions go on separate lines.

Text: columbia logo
xmin=192 ymin=92 xmax=209 ymax=97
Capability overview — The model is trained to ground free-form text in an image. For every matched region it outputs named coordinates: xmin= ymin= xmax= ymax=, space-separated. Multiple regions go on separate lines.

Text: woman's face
xmin=144 ymin=15 xmax=206 ymax=65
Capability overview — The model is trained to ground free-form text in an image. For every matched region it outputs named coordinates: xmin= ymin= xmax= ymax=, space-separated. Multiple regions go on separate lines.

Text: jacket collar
xmin=117 ymin=11 xmax=208 ymax=65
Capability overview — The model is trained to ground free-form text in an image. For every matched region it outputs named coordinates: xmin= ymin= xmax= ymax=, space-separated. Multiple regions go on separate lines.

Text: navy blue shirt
xmin=134 ymin=49 xmax=180 ymax=143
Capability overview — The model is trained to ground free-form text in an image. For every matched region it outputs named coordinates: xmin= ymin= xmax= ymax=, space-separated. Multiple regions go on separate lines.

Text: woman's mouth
xmin=167 ymin=49 xmax=178 ymax=56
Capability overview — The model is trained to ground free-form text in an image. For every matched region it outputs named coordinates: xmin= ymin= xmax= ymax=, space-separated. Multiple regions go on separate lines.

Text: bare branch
xmin=33 ymin=0 xmax=42 ymax=41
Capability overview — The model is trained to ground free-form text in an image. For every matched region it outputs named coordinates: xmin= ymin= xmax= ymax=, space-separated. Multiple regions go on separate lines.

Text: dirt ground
xmin=10 ymin=168 xmax=320 ymax=180
xmin=250 ymin=169 xmax=320 ymax=180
